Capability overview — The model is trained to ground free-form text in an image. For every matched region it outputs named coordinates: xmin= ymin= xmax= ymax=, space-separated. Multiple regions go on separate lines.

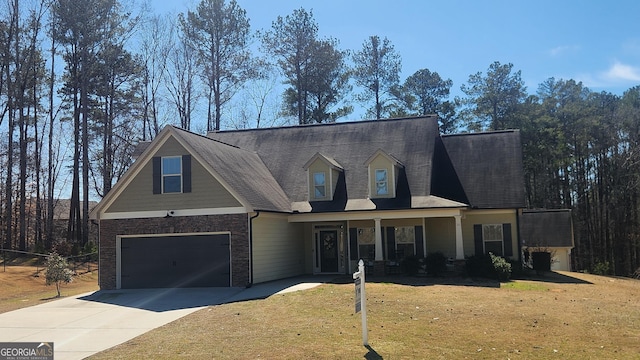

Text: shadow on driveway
xmin=78 ymin=275 xmax=339 ymax=312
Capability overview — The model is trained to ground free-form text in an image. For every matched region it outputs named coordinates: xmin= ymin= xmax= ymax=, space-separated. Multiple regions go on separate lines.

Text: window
xmin=162 ymin=156 xmax=182 ymax=193
xmin=395 ymin=226 xmax=416 ymax=257
xmin=357 ymin=228 xmax=375 ymax=260
xmin=313 ymin=172 xmax=326 ymax=198
xmin=483 ymin=224 xmax=504 ymax=256
xmin=375 ymin=169 xmax=388 ymax=195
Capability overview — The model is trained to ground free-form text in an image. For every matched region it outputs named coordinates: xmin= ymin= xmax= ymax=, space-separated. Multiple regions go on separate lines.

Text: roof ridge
xmin=441 ymin=129 xmax=519 ymax=137
xmin=207 ymin=116 xmax=438 ymax=135
xmin=169 ymin=125 xmax=247 ymax=151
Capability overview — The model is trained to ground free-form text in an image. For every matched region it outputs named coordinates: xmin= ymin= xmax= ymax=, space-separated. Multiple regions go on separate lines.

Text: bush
xmin=490 ymin=253 xmax=512 ymax=281
xmin=592 ymin=261 xmax=611 ymax=275
xmin=425 ymin=252 xmax=447 ymax=276
xmin=401 ymin=255 xmax=422 ymax=275
xmin=465 ymin=254 xmax=494 ymax=278
xmin=465 ymin=253 xmax=512 ymax=281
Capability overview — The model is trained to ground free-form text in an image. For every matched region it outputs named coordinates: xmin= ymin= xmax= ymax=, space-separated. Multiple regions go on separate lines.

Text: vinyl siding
xmin=106 ymin=137 xmax=242 ymax=213
xmin=425 ymin=217 xmax=456 ymax=259
xmin=252 ymin=213 xmax=305 ymax=283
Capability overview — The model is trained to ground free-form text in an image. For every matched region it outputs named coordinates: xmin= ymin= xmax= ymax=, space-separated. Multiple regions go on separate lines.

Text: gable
xmin=105 ymin=136 xmax=242 ymax=213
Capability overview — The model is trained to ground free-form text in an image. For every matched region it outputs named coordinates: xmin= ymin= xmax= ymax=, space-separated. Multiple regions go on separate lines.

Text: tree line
xmin=0 ymin=0 xmax=638 ymax=276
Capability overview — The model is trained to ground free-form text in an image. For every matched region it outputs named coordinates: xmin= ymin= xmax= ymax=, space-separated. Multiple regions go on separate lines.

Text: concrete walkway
xmin=0 ymin=276 xmax=335 ymax=360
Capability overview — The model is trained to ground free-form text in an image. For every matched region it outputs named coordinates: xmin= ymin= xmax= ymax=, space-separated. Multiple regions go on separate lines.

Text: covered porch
xmin=290 ymin=208 xmax=466 ymax=276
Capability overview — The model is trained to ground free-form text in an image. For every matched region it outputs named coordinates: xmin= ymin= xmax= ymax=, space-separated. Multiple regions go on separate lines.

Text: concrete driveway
xmin=0 ymin=276 xmax=334 ymax=360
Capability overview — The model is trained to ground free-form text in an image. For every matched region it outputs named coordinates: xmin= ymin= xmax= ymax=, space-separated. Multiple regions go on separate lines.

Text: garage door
xmin=120 ymin=234 xmax=230 ymax=289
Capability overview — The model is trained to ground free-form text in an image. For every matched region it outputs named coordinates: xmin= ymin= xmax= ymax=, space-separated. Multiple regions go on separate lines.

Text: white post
xmin=374 ymin=218 xmax=383 ymax=261
xmin=454 ymin=215 xmax=464 ymax=260
xmin=353 ymin=259 xmax=368 ymax=346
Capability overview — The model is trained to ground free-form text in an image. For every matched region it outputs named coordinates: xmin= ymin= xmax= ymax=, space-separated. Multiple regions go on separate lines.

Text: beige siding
xmin=252 ymin=213 xmax=305 ymax=283
xmin=551 ymin=248 xmax=572 ymax=271
xmin=106 ymin=137 xmax=242 ymax=213
xmin=462 ymin=211 xmax=519 ymax=260
xmin=368 ymin=155 xmax=396 ymax=198
xmin=425 ymin=217 xmax=456 ymax=258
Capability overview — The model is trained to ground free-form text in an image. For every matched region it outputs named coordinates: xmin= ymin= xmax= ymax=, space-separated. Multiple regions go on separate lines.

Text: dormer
xmin=365 ymin=149 xmax=404 ymax=199
xmin=303 ymin=153 xmax=344 ymax=201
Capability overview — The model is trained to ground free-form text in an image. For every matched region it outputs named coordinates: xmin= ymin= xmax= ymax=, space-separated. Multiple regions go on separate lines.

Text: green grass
xmin=501 ymin=281 xmax=549 ymax=291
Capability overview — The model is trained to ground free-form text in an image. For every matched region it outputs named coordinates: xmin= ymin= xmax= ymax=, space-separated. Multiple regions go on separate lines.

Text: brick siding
xmin=99 ymin=214 xmax=249 ymax=289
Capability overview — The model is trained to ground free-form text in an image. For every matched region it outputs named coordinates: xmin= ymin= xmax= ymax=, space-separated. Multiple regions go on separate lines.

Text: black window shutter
xmin=473 ymin=224 xmax=483 ymax=255
xmin=349 ymin=228 xmax=358 ymax=261
xmin=503 ymin=223 xmax=513 ymax=256
xmin=182 ymin=155 xmax=192 ymax=193
xmin=415 ymin=226 xmax=424 ymax=258
xmin=152 ymin=157 xmax=161 ymax=194
xmin=386 ymin=227 xmax=396 ymax=260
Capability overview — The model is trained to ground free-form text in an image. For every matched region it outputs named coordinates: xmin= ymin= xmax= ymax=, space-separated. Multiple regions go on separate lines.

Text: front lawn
xmin=90 ymin=272 xmax=640 ymax=359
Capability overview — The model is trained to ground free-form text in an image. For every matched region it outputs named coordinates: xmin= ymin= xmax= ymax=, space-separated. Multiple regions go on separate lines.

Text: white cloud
xmin=549 ymin=45 xmax=580 ymax=57
xmin=602 ymin=61 xmax=640 ymax=82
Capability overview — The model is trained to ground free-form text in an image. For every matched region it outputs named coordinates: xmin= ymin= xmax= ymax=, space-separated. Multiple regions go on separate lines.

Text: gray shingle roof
xmin=208 ymin=117 xmax=441 ymax=210
xmin=520 ymin=209 xmax=574 ymax=248
xmin=171 ymin=127 xmax=291 ymax=212
xmin=441 ymin=130 xmax=526 ymax=208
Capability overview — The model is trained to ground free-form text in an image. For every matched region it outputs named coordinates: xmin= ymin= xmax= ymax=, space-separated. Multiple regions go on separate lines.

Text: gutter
xmin=248 ymin=211 xmax=260 ymax=287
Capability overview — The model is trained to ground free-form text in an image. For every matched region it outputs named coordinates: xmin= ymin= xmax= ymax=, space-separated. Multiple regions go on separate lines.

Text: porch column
xmin=374 ymin=218 xmax=384 ymax=261
xmin=454 ymin=215 xmax=464 ymax=260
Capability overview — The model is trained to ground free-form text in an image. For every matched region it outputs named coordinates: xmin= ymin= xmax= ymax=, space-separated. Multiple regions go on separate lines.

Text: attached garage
xmin=119 ymin=233 xmax=231 ymax=289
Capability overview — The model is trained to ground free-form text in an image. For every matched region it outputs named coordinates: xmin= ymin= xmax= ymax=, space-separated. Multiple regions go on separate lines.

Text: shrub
xmin=400 ymin=255 xmax=422 ymax=275
xmin=465 ymin=254 xmax=494 ymax=278
xmin=592 ymin=261 xmax=611 ymax=275
xmin=465 ymin=253 xmax=512 ymax=281
xmin=490 ymin=253 xmax=512 ymax=281
xmin=45 ymin=252 xmax=73 ymax=297
xmin=425 ymin=252 xmax=447 ymax=276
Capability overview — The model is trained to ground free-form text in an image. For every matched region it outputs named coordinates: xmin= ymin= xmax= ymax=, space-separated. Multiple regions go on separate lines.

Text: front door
xmin=320 ymin=230 xmax=339 ymax=272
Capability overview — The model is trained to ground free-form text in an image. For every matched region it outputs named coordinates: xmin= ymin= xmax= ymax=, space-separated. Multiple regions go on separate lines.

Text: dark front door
xmin=320 ymin=230 xmax=339 ymax=272
xmin=120 ymin=234 xmax=230 ymax=289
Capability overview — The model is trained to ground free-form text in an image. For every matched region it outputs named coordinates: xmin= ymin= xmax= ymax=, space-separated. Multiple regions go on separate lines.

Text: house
xmin=91 ymin=116 xmax=526 ymax=289
xmin=520 ymin=209 xmax=575 ymax=271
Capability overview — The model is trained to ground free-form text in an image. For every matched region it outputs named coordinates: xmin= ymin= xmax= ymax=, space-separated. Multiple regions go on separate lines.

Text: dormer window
xmin=375 ymin=169 xmax=388 ymax=195
xmin=365 ymin=149 xmax=404 ymax=199
xmin=304 ymin=153 xmax=344 ymax=202
xmin=314 ymin=172 xmax=326 ymax=198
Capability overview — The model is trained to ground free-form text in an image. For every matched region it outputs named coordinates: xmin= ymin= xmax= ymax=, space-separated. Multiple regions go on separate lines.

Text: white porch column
xmin=374 ymin=218 xmax=384 ymax=261
xmin=454 ymin=215 xmax=464 ymax=260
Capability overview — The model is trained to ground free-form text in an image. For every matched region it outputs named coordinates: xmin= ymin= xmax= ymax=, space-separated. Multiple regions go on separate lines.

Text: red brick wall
xmin=99 ymin=214 xmax=249 ymax=289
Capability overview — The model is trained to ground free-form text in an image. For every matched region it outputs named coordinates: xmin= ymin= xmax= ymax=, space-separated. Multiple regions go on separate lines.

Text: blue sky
xmin=154 ymin=0 xmax=640 ymax=115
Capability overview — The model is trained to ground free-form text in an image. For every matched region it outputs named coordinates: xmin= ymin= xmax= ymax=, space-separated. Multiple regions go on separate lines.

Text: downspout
xmin=248 ymin=211 xmax=260 ymax=287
